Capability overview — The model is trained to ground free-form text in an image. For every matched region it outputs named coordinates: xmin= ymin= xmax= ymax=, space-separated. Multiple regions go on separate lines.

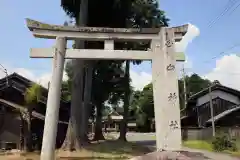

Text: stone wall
xmin=0 ymin=112 xmax=21 ymax=149
xmin=182 ymin=127 xmax=240 ymax=140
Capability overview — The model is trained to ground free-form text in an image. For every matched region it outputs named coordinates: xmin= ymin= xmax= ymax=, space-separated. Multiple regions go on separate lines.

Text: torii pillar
xmin=26 ymin=18 xmax=189 ymax=160
xmin=152 ymin=27 xmax=182 ymax=150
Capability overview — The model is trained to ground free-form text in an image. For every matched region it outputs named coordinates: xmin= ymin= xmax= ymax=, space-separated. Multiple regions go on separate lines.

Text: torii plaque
xmin=26 ymin=18 xmax=189 ymax=160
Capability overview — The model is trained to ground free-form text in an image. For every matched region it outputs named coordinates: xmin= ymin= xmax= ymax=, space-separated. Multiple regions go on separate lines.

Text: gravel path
xmin=182 ymin=147 xmax=240 ymax=160
xmin=110 ymin=132 xmax=240 ymax=160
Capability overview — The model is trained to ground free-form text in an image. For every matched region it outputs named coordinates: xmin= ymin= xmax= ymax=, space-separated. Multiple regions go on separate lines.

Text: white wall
xmin=196 ymin=90 xmax=240 ymax=106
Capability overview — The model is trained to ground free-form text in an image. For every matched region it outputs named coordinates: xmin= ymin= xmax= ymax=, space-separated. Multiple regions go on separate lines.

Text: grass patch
xmin=183 ymin=140 xmax=240 ymax=157
xmin=0 ymin=140 xmax=150 ymax=160
xmin=183 ymin=140 xmax=213 ymax=151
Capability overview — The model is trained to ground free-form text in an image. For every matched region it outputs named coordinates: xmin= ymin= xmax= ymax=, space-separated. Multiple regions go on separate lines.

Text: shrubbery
xmin=212 ymin=135 xmax=237 ymax=152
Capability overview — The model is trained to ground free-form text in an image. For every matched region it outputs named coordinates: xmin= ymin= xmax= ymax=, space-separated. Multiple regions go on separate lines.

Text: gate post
xmin=40 ymin=37 xmax=66 ymax=160
xmin=152 ymin=28 xmax=181 ymax=151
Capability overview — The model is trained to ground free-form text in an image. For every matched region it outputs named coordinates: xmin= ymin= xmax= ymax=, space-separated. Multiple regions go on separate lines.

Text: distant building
xmin=181 ymin=83 xmax=240 ymax=127
xmin=103 ymin=110 xmax=123 ymax=132
xmin=102 ymin=109 xmax=137 ymax=132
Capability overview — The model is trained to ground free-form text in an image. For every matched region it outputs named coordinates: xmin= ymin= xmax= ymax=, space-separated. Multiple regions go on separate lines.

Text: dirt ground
xmin=0 ymin=141 xmax=151 ymax=160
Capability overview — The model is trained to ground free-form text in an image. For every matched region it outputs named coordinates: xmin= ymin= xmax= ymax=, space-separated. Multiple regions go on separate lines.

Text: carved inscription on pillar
xmin=163 ymin=120 xmax=180 ymax=148
xmin=165 ymin=31 xmax=174 ymax=48
xmin=168 ymin=92 xmax=177 ymax=102
xmin=165 ymin=39 xmax=174 ymax=47
xmin=169 ymin=120 xmax=179 ymax=129
xmin=166 ymin=64 xmax=175 ymax=71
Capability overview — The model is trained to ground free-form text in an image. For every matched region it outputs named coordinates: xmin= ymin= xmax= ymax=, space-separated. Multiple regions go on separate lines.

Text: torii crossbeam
xmin=26 ymin=18 xmax=189 ymax=160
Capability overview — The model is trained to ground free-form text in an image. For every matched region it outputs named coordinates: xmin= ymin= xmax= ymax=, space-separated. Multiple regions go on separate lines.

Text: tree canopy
xmin=179 ymin=73 xmax=211 ymax=98
xmin=61 ymin=0 xmax=169 ymax=28
xmin=60 ymin=0 xmax=170 ymax=142
xmin=130 ymin=73 xmax=212 ymax=131
xmin=24 ymin=83 xmax=42 ymax=104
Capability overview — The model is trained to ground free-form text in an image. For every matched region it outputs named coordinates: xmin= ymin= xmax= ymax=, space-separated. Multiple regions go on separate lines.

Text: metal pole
xmin=209 ymin=84 xmax=216 ymax=137
xmin=40 ymin=37 xmax=66 ymax=160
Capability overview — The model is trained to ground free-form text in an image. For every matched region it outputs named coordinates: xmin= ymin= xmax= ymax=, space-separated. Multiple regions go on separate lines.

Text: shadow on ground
xmin=57 ymin=140 xmax=152 ymax=159
xmin=131 ymin=140 xmax=211 ymax=159
xmin=85 ymin=140 xmax=151 ymax=155
xmin=58 ymin=157 xmax=125 ymax=160
xmin=0 ymin=140 xmax=212 ymax=159
xmin=180 ymin=151 xmax=210 ymax=159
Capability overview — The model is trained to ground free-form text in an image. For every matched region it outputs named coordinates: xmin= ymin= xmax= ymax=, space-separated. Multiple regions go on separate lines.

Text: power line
xmin=228 ymin=0 xmax=240 ymax=15
xmin=199 ymin=43 xmax=240 ymax=64
xmin=207 ymin=0 xmax=240 ymax=28
xmin=197 ymin=0 xmax=240 ymax=65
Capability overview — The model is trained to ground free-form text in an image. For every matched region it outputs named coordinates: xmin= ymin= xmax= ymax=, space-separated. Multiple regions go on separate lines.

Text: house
xmin=181 ymin=83 xmax=240 ymax=128
xmin=0 ymin=73 xmax=70 ymax=150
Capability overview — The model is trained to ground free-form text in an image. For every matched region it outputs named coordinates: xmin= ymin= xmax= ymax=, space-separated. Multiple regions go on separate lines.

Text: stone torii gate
xmin=26 ymin=18 xmax=188 ymax=160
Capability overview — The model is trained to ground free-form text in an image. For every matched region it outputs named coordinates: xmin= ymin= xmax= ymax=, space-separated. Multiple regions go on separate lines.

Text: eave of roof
xmin=206 ymin=105 xmax=240 ymax=124
xmin=189 ymin=84 xmax=240 ymax=101
xmin=0 ymin=99 xmax=68 ymax=124
xmin=0 ymin=73 xmax=70 ymax=105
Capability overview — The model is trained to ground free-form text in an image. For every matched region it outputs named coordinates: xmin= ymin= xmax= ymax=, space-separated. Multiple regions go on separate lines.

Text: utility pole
xmin=209 ymin=84 xmax=216 ymax=137
xmin=182 ymin=64 xmax=187 ymax=110
xmin=0 ymin=64 xmax=9 ymax=86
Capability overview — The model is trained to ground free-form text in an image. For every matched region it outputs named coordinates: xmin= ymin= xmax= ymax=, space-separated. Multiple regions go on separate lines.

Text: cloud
xmin=37 ymin=72 xmax=68 ymax=88
xmin=1 ymin=62 xmax=150 ymax=91
xmin=205 ymin=54 xmax=240 ymax=90
xmin=0 ymin=64 xmax=68 ymax=88
xmin=175 ymin=23 xmax=200 ymax=52
xmin=14 ymin=68 xmax=36 ymax=81
xmin=175 ymin=23 xmax=200 ymax=69
xmin=0 ymin=69 xmax=7 ymax=80
xmin=130 ymin=70 xmax=152 ymax=91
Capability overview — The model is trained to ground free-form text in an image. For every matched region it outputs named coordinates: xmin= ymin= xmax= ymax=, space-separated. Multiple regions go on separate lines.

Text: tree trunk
xmin=81 ymin=61 xmax=94 ymax=142
xmin=61 ymin=118 xmax=81 ymax=151
xmin=26 ymin=106 xmax=33 ymax=152
xmin=21 ymin=112 xmax=28 ymax=152
xmin=19 ymin=113 xmax=24 ymax=151
xmin=61 ymin=60 xmax=84 ymax=150
xmin=61 ymin=0 xmax=88 ymax=150
xmin=119 ymin=61 xmax=130 ymax=141
xmin=93 ymin=102 xmax=105 ymax=141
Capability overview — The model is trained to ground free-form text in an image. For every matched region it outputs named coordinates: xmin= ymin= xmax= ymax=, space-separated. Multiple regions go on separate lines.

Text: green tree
xmin=130 ymin=83 xmax=154 ymax=132
xmin=117 ymin=0 xmax=169 ymax=140
xmin=130 ymin=73 xmax=212 ymax=131
xmin=61 ymin=81 xmax=71 ymax=101
xmin=24 ymin=83 xmax=42 ymax=151
xmin=92 ymin=60 xmax=125 ymax=140
xmin=179 ymin=73 xmax=211 ymax=109
xmin=119 ymin=61 xmax=130 ymax=141
xmin=62 ymin=59 xmax=125 ymax=142
xmin=60 ymin=0 xmax=169 ymax=146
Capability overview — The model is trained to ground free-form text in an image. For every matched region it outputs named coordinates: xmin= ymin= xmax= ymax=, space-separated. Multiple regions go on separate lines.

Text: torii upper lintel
xmin=26 ymin=18 xmax=188 ymax=41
